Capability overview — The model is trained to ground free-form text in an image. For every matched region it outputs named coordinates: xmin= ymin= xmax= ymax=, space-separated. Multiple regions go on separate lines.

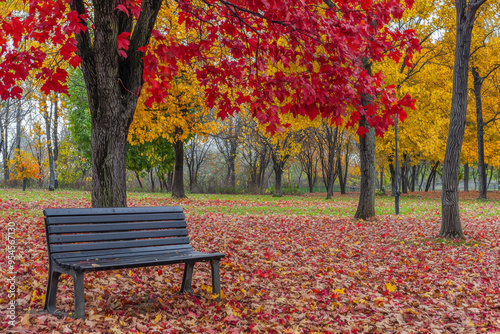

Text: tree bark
xmin=273 ymin=164 xmax=284 ymax=197
xmin=354 ymin=114 xmax=376 ymax=219
xmin=71 ymin=0 xmax=163 ymax=207
xmin=171 ymin=135 xmax=186 ymax=199
xmin=440 ymin=0 xmax=486 ymax=238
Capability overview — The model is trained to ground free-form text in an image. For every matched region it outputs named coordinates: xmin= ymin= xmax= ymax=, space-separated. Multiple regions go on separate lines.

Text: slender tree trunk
xmin=379 ymin=167 xmax=384 ymax=192
xmin=410 ymin=165 xmax=417 ymax=192
xmin=354 ymin=115 xmax=376 ymax=219
xmin=339 ymin=142 xmax=349 ymax=195
xmin=150 ymin=170 xmax=155 ymax=193
xmin=44 ymin=100 xmax=56 ymax=190
xmin=463 ymin=163 xmax=469 ymax=192
xmin=389 ymin=163 xmax=396 ymax=196
xmin=487 ymin=165 xmax=493 ymax=189
xmin=440 ymin=0 xmax=486 ymax=238
xmin=225 ymin=158 xmax=236 ymax=189
xmin=472 ymin=67 xmax=487 ymax=199
xmin=171 ymin=135 xmax=186 ymax=199
xmin=307 ymin=172 xmax=314 ymax=193
xmin=135 ymin=171 xmax=143 ymax=189
xmin=274 ymin=165 xmax=283 ymax=197
xmin=418 ymin=165 xmax=427 ymax=191
xmin=166 ymin=171 xmax=173 ymax=192
xmin=53 ymin=95 xmax=59 ymax=189
xmin=2 ymin=99 xmax=10 ymax=181
xmin=338 ymin=157 xmax=344 ymax=194
xmin=425 ymin=162 xmax=439 ymax=192
xmin=15 ymin=102 xmax=21 ymax=151
xmin=401 ymin=155 xmax=408 ymax=194
xmin=22 ymin=178 xmax=27 ymax=191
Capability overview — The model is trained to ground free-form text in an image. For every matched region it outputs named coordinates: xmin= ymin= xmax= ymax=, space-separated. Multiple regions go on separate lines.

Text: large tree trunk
xmin=472 ymin=67 xmax=487 ymax=199
xmin=354 ymin=114 xmax=376 ymax=219
xmin=440 ymin=0 xmax=486 ymax=238
xmin=171 ymin=136 xmax=186 ymax=199
xmin=72 ymin=0 xmax=162 ymax=207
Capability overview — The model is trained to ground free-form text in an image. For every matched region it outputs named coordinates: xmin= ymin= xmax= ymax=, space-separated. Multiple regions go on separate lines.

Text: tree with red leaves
xmin=0 ymin=0 xmax=419 ymax=208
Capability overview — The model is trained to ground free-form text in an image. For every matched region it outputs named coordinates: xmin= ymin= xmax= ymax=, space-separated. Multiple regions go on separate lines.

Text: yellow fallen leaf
xmin=386 ymin=282 xmax=396 ymax=292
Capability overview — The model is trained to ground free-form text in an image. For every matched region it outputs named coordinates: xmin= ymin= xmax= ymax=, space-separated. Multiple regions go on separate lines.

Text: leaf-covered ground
xmin=1 ymin=190 xmax=500 ymax=333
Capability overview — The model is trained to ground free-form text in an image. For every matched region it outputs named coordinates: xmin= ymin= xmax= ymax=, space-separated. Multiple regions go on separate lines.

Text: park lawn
xmin=1 ymin=189 xmax=499 ymax=333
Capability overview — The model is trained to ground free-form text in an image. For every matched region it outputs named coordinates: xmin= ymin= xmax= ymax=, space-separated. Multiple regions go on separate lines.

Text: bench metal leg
xmin=210 ymin=260 xmax=222 ymax=301
xmin=73 ymin=272 xmax=85 ymax=320
xmin=180 ymin=262 xmax=195 ymax=294
xmin=44 ymin=269 xmax=61 ymax=313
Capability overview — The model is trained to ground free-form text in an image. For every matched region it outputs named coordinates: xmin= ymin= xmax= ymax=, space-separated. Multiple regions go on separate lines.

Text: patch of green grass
xmin=395 ymin=237 xmax=481 ymax=247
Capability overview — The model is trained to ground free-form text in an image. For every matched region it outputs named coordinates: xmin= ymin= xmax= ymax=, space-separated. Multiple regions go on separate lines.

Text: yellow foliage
xmin=7 ymin=149 xmax=42 ymax=181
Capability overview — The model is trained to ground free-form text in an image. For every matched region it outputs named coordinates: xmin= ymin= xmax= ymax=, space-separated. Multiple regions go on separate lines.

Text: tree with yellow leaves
xmin=7 ymin=149 xmax=42 ymax=190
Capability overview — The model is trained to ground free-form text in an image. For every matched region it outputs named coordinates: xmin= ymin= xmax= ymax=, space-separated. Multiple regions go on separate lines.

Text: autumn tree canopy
xmin=0 ymin=0 xmax=419 ymax=207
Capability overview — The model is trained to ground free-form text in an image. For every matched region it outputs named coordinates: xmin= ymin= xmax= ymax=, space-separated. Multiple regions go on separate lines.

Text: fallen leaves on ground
xmin=1 ymin=191 xmax=499 ymax=333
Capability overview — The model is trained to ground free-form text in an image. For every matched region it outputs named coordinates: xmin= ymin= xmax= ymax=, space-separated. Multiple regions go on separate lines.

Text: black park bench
xmin=43 ymin=206 xmax=225 ymax=320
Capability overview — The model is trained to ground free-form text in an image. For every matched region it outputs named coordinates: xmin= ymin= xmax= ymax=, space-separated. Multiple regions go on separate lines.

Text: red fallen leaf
xmin=223 ymin=315 xmax=240 ymax=324
xmin=136 ymin=323 xmax=148 ymax=332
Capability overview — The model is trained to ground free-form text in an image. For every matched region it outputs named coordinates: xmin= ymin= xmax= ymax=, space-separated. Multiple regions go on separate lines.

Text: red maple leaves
xmin=0 ymin=0 xmax=419 ymax=137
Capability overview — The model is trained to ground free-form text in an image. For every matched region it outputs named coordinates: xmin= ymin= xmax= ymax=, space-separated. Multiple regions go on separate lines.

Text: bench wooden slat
xmin=55 ymin=249 xmax=197 ymax=266
xmin=49 ymin=236 xmax=191 ymax=253
xmin=45 ymin=212 xmax=185 ymax=225
xmin=43 ymin=206 xmax=184 ymax=217
xmin=50 ymin=244 xmax=195 ymax=260
xmin=47 ymin=220 xmax=187 ymax=234
xmin=49 ymin=228 xmax=189 ymax=244
xmin=60 ymin=251 xmax=225 ymax=271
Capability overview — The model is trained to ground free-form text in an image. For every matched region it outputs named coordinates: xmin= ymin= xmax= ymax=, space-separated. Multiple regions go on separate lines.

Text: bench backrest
xmin=44 ymin=206 xmax=191 ymax=258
